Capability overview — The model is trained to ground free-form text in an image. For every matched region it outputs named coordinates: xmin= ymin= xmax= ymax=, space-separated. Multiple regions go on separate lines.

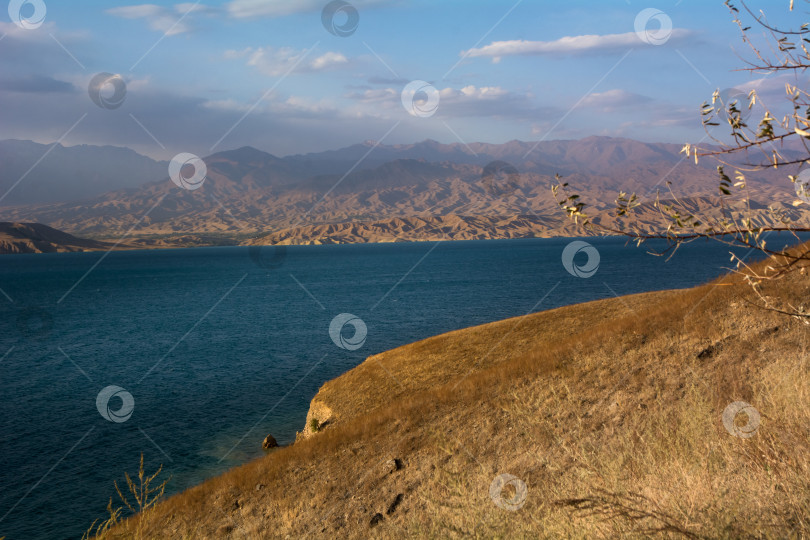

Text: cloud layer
xmin=225 ymin=0 xmax=390 ymax=18
xmin=106 ymin=3 xmax=213 ymax=35
xmin=462 ymin=29 xmax=693 ymax=62
xmin=226 ymin=47 xmax=349 ymax=76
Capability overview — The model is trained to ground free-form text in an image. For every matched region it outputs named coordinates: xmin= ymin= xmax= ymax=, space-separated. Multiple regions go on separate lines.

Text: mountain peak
xmin=211 ymin=146 xmax=277 ymax=162
xmin=579 ymin=135 xmax=636 ymax=144
xmin=417 ymin=139 xmax=442 ymax=147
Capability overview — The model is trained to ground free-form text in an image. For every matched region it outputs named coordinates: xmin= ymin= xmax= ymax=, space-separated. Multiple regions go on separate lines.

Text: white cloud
xmin=443 ymin=85 xmax=510 ymax=100
xmin=229 ymin=47 xmax=350 ymax=76
xmin=737 ymin=74 xmax=810 ymax=99
xmin=225 ymin=0 xmax=391 ymax=18
xmin=175 ymin=2 xmax=211 ymax=13
xmin=439 ymin=85 xmax=545 ymax=118
xmin=0 ymin=83 xmax=399 ymax=160
xmin=203 ymin=98 xmax=248 ymax=112
xmin=107 ymin=4 xmax=164 ymax=18
xmin=580 ymin=89 xmax=651 ymax=110
xmin=223 ymin=47 xmax=252 ymax=60
xmin=226 ymin=0 xmax=320 ymax=18
xmin=203 ymin=93 xmax=350 ymax=123
xmin=345 ymin=88 xmax=398 ymax=102
xmin=462 ymin=29 xmax=693 ymax=61
xmin=347 ymin=83 xmax=550 ymax=119
xmin=347 ymin=85 xmax=513 ymax=105
xmin=0 ymin=21 xmax=86 ymax=43
xmin=106 ymin=3 xmax=213 ymax=35
xmin=310 ymin=51 xmax=348 ymax=71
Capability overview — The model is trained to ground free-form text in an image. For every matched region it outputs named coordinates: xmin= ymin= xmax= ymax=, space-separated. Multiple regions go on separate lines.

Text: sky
xmin=0 ymin=0 xmax=805 ymax=159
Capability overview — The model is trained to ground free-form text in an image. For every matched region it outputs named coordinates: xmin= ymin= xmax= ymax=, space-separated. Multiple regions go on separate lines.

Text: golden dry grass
xmin=101 ymin=242 xmax=810 ymax=539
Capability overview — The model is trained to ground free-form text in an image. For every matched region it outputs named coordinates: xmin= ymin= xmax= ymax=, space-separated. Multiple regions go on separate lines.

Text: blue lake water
xmin=0 ymin=235 xmax=801 ymax=539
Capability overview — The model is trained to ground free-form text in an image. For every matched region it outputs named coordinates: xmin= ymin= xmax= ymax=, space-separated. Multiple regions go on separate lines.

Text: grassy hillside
xmin=100 ymin=243 xmax=810 ymax=539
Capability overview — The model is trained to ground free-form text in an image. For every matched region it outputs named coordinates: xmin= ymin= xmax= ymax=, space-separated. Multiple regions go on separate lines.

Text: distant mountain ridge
xmin=0 ymin=136 xmax=806 ymax=245
xmin=0 ymin=140 xmax=169 ymax=206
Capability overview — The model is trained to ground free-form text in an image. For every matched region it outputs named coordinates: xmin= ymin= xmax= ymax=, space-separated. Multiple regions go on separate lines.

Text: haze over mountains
xmin=0 ymin=140 xmax=168 ymax=206
xmin=0 ymin=136 xmax=805 ymax=248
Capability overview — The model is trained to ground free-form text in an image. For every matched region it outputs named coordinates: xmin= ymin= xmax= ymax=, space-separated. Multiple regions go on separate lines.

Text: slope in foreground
xmin=105 ymin=245 xmax=810 ymax=539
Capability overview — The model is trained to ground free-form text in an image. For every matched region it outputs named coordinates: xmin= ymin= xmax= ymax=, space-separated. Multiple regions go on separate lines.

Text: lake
xmin=0 ymin=236 xmax=798 ymax=539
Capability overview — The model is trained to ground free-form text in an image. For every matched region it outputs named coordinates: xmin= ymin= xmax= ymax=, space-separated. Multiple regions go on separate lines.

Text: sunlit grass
xmin=101 ymin=242 xmax=810 ymax=538
xmin=84 ymin=455 xmax=169 ymax=540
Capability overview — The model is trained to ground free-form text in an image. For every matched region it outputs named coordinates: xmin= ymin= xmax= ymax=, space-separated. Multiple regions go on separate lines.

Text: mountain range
xmin=0 ymin=136 xmax=806 ymax=248
xmin=0 ymin=140 xmax=168 ymax=206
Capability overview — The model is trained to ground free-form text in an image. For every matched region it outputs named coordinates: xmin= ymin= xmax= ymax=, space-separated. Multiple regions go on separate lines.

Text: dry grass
xmin=102 ymin=242 xmax=810 ymax=539
xmin=310 ymin=287 xmax=681 ymax=430
xmin=85 ymin=455 xmax=170 ymax=540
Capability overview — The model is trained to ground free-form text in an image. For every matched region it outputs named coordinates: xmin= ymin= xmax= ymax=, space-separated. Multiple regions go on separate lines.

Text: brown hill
xmin=242 ymin=195 xmax=809 ymax=246
xmin=96 ymin=243 xmax=810 ymax=539
xmin=3 ymin=196 xmax=806 ymax=254
xmin=243 ymin=213 xmax=577 ymax=245
xmin=0 ymin=222 xmax=115 ymax=254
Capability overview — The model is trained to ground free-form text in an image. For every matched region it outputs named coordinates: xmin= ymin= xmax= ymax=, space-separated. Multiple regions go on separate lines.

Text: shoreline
xmin=0 ymin=229 xmax=619 ymax=255
xmin=5 ymin=229 xmax=806 ymax=257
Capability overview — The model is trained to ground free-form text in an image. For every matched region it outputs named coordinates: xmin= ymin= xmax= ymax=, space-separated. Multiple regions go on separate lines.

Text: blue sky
xmin=0 ymin=0 xmax=803 ymax=159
